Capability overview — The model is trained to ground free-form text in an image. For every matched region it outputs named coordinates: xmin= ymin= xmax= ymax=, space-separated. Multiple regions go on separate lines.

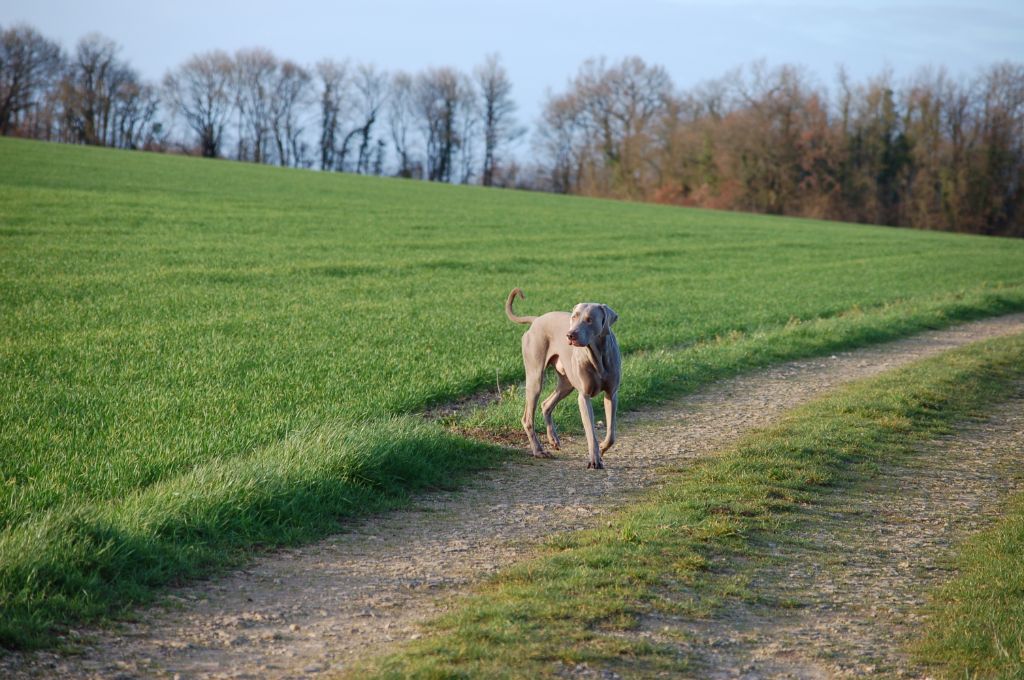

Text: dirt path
xmin=4 ymin=314 xmax=1024 ymax=679
xmin=639 ymin=389 xmax=1024 ymax=679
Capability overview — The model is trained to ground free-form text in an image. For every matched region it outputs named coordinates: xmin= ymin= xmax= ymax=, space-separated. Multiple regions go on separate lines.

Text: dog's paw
xmin=547 ymin=433 xmax=561 ymax=450
xmin=531 ymin=449 xmax=555 ymax=459
xmin=586 ymin=460 xmax=605 ymax=470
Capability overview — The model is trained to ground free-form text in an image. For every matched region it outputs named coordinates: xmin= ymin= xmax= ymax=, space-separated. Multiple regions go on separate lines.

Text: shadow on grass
xmin=0 ymin=417 xmax=508 ymax=649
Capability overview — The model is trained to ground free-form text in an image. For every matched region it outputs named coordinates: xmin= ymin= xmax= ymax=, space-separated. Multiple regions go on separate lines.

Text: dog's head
xmin=566 ymin=302 xmax=618 ymax=347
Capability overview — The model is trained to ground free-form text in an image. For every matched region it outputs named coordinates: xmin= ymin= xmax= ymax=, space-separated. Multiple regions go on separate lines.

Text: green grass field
xmin=2 ymin=137 xmax=1024 ymax=648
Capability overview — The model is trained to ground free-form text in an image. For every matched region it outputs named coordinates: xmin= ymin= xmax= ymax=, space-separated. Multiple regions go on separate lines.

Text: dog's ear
xmin=602 ymin=305 xmax=618 ymax=334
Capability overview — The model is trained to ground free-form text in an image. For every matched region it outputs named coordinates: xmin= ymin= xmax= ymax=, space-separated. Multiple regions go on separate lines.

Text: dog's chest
xmin=567 ymin=349 xmax=607 ymax=397
xmin=555 ymin=355 xmax=598 ymax=393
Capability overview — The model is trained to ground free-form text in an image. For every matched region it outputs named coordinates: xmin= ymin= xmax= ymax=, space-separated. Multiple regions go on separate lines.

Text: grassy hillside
xmin=2 ymin=137 xmax=1023 ymax=648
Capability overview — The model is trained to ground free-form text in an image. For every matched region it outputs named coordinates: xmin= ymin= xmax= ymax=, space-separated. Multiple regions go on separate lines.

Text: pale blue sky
xmin=3 ymin=0 xmax=1022 ymax=126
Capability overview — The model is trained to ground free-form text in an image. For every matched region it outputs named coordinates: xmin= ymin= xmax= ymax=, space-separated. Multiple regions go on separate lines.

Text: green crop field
xmin=2 ymin=137 xmax=1024 ymax=648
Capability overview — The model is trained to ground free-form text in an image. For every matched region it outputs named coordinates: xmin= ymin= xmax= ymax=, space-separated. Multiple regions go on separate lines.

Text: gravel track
xmin=4 ymin=314 xmax=1024 ymax=679
xmin=642 ymin=390 xmax=1024 ymax=679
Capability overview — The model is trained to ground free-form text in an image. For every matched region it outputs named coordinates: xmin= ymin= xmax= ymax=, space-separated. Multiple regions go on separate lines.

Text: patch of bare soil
xmin=3 ymin=314 xmax=1023 ymax=679
xmin=633 ymin=390 xmax=1024 ymax=679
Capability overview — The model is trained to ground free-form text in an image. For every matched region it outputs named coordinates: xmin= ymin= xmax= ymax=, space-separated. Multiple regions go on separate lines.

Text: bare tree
xmin=581 ymin=57 xmax=673 ymax=197
xmin=60 ymin=33 xmax=122 ymax=145
xmin=0 ymin=24 xmax=63 ymax=136
xmin=723 ymin=61 xmax=828 ymax=215
xmin=53 ymin=33 xmax=159 ymax=149
xmin=974 ymin=62 xmax=1024 ymax=234
xmin=315 ymin=59 xmax=348 ymax=170
xmin=900 ymin=66 xmax=952 ymax=228
xmin=270 ymin=59 xmax=312 ymax=167
xmin=163 ymin=50 xmax=234 ymax=157
xmin=536 ymin=56 xmax=672 ymax=196
xmin=338 ymin=63 xmax=387 ymax=173
xmin=388 ymin=70 xmax=418 ymax=177
xmin=535 ymin=90 xmax=584 ymax=192
xmin=234 ymin=47 xmax=277 ymax=162
xmin=474 ymin=54 xmax=523 ymax=186
xmin=416 ymin=66 xmax=467 ymax=182
xmin=840 ymin=68 xmax=912 ymax=225
xmin=100 ymin=63 xmax=137 ymax=146
xmin=456 ymin=74 xmax=478 ymax=183
xmin=112 ymin=78 xmax=159 ymax=149
xmin=938 ymin=74 xmax=981 ymax=231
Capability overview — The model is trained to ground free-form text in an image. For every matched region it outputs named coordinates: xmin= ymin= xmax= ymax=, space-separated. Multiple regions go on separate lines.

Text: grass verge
xmin=914 ymin=459 xmax=1024 ymax=676
xmin=358 ymin=332 xmax=1024 ymax=678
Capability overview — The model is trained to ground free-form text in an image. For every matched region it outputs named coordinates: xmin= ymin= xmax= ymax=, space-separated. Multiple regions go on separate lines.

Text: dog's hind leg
xmin=541 ymin=372 xmax=573 ymax=450
xmin=521 ymin=335 xmax=552 ymax=458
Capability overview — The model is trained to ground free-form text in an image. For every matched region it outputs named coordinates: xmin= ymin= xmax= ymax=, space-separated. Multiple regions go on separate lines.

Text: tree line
xmin=0 ymin=28 xmax=158 ymax=149
xmin=0 ymin=25 xmax=523 ymax=186
xmin=537 ymin=58 xmax=1024 ymax=236
xmin=2 ymin=23 xmax=1022 ymax=236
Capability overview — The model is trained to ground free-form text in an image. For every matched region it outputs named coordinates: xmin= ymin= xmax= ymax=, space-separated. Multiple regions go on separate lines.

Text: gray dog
xmin=505 ymin=288 xmax=621 ymax=469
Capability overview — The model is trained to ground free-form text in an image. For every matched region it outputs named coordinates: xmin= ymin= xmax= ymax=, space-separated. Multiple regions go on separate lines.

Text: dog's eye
xmin=584 ymin=316 xmax=591 ymax=323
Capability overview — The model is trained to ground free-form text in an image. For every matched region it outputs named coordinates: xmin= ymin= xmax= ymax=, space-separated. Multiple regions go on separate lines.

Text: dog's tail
xmin=505 ymin=288 xmax=536 ymax=325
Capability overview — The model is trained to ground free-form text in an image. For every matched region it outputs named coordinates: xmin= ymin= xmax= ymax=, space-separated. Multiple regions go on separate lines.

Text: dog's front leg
xmin=600 ymin=392 xmax=617 ymax=454
xmin=578 ymin=392 xmax=603 ymax=469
